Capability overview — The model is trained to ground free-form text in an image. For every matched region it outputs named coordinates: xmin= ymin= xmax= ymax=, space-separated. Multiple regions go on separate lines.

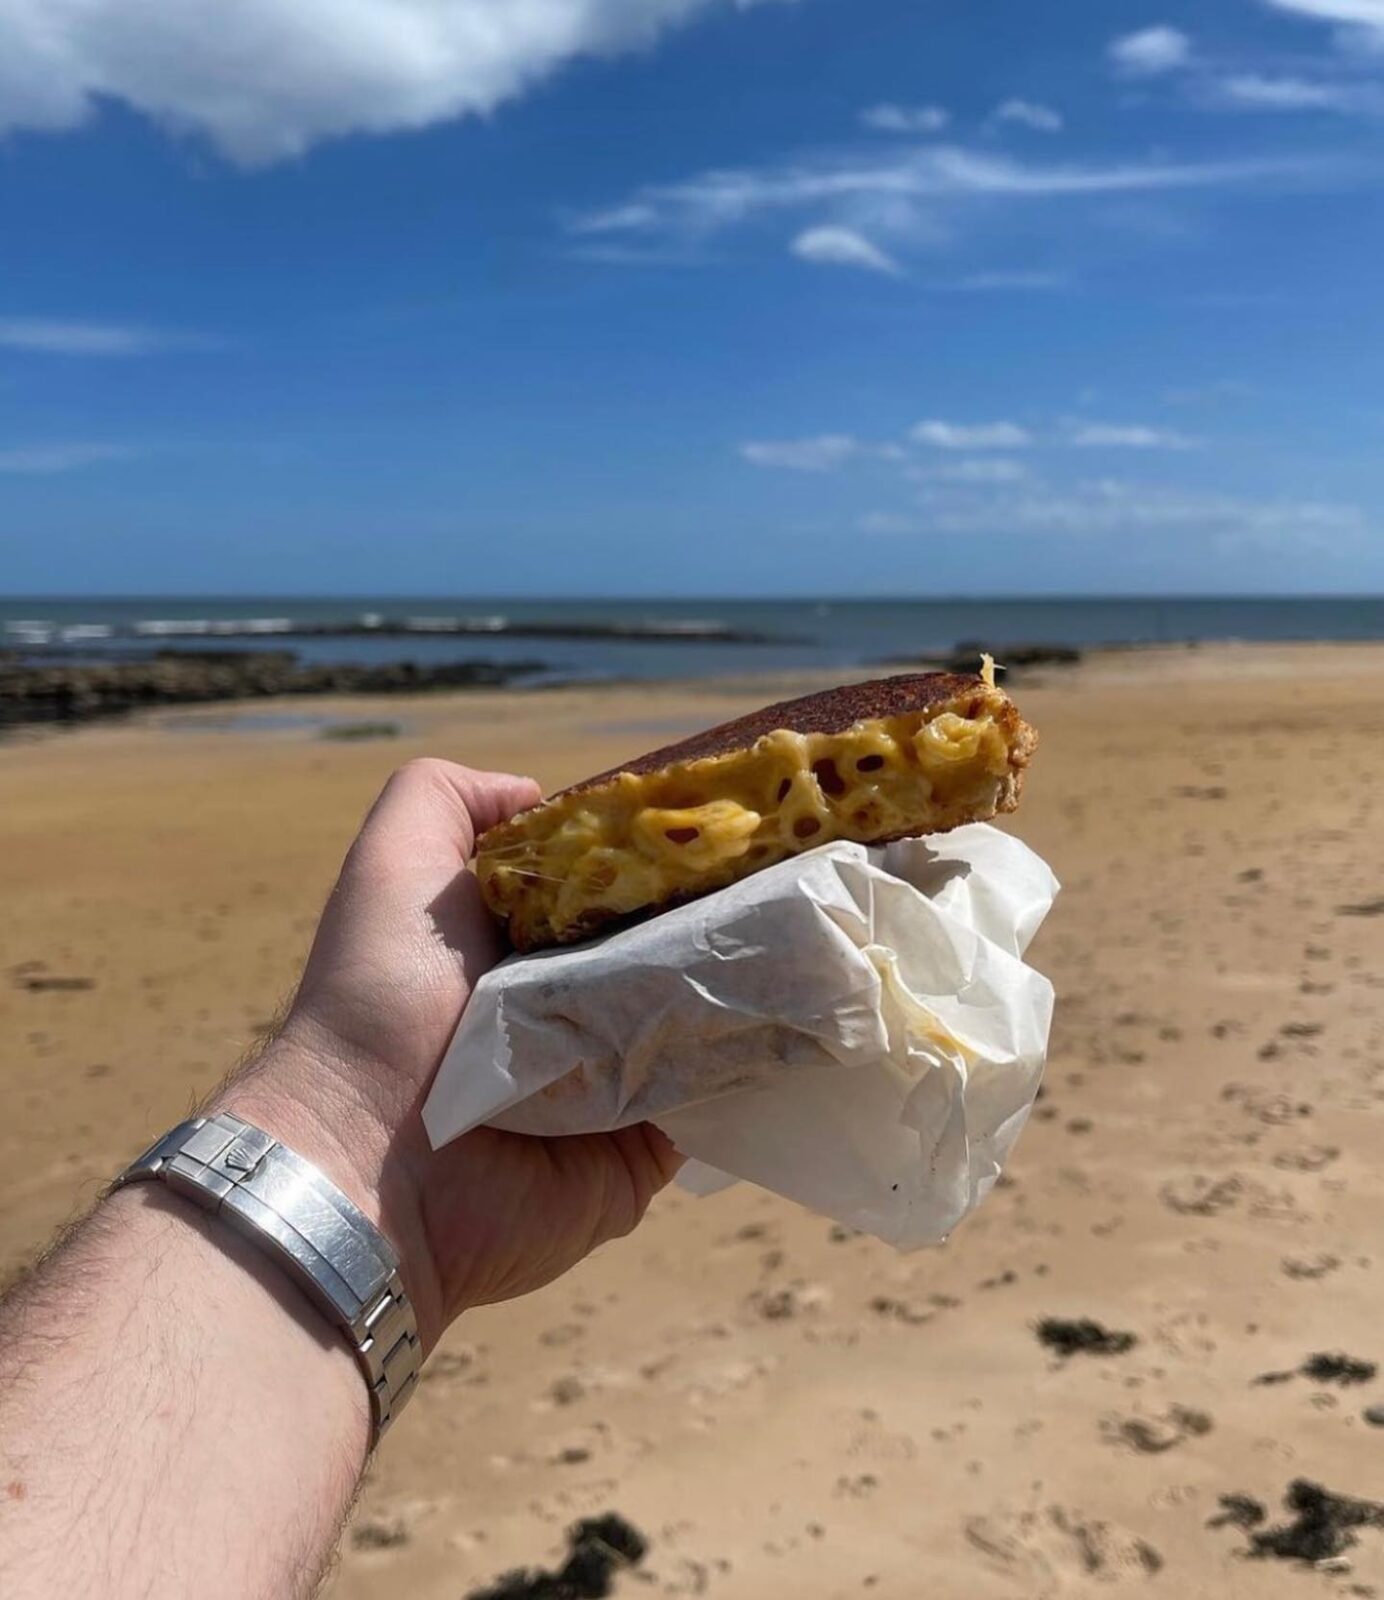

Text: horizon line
xmin=4 ymin=592 xmax=1383 ymax=606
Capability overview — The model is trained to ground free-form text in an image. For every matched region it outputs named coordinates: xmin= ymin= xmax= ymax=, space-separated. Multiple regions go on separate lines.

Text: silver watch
xmin=111 ymin=1110 xmax=420 ymax=1443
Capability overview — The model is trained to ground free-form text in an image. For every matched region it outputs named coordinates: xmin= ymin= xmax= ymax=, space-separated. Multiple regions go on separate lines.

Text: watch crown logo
xmin=223 ymin=1141 xmax=257 ymax=1173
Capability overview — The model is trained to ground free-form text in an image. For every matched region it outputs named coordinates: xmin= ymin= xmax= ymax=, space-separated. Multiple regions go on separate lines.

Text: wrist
xmin=211 ymin=1023 xmax=447 ymax=1350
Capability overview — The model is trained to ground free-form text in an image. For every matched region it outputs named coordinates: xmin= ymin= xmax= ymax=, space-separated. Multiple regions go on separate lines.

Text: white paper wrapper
xmin=423 ymin=824 xmax=1058 ymax=1251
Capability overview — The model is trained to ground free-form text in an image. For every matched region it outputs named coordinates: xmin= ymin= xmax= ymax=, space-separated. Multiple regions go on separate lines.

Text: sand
xmin=3 ymin=643 xmax=1383 ymax=1598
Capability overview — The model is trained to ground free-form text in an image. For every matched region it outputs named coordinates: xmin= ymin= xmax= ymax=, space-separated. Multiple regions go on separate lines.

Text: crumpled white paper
xmin=423 ymin=824 xmax=1058 ymax=1251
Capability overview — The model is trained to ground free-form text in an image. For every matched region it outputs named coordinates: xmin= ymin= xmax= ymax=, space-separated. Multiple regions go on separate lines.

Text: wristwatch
xmin=111 ymin=1110 xmax=420 ymax=1443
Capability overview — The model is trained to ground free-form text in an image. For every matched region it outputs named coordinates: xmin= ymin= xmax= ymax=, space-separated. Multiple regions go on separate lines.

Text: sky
xmin=1 ymin=0 xmax=1383 ymax=598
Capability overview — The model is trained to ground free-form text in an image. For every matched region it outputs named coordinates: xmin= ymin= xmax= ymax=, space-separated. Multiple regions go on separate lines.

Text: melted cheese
xmin=478 ymin=693 xmax=1024 ymax=950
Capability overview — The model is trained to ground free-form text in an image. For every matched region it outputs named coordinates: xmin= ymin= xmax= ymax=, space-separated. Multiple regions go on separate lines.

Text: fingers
xmin=636 ymin=1124 xmax=687 ymax=1190
xmin=440 ymin=764 xmax=544 ymax=840
xmin=609 ymin=1123 xmax=686 ymax=1217
xmin=358 ymin=759 xmax=542 ymax=869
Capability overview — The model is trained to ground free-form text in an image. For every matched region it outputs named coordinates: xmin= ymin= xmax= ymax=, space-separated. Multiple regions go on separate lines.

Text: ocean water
xmin=3 ymin=596 xmax=1380 ymax=684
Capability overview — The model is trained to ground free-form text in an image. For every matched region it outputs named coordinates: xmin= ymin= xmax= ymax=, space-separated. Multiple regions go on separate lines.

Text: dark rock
xmin=0 ymin=650 xmax=548 ymax=731
xmin=952 ymin=642 xmax=1082 ymax=672
xmin=1208 ymin=1494 xmax=1267 ymax=1531
xmin=1301 ymin=1352 xmax=1377 ymax=1386
xmin=1235 ymin=1480 xmax=1384 ymax=1565
xmin=466 ymin=1514 xmax=648 ymax=1600
xmin=1035 ymin=1318 xmax=1138 ymax=1358
xmin=875 ymin=643 xmax=1082 ymax=675
xmin=318 ymin=721 xmax=401 ymax=742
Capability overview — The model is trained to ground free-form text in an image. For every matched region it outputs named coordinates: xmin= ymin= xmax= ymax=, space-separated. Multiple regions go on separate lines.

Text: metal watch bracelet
xmin=110 ymin=1110 xmax=420 ymax=1442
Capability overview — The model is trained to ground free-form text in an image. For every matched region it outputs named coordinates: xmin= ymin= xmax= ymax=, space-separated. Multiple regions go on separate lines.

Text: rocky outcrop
xmin=0 ymin=650 xmax=547 ymax=730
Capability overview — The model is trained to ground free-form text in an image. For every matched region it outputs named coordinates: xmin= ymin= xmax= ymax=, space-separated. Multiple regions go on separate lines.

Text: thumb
xmin=354 ymin=760 xmax=542 ymax=877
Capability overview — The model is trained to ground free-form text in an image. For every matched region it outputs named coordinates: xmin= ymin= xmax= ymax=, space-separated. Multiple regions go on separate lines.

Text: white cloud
xmin=0 ymin=0 xmax=798 ymax=163
xmin=994 ymin=98 xmax=1064 ymax=132
xmin=861 ymin=103 xmax=950 ymax=134
xmin=933 ymin=479 xmax=1365 ymax=543
xmin=911 ymin=420 xmax=1033 ymax=450
xmin=1070 ymin=422 xmax=1197 ymax=449
xmin=952 ymin=270 xmax=1068 ymax=291
xmin=740 ymin=435 xmax=863 ymax=471
xmin=790 ymin=225 xmax=901 ymax=275
xmin=865 ymin=475 xmax=1365 ymax=547
xmin=858 ymin=510 xmax=924 ymax=534
xmin=1109 ymin=26 xmax=1193 ymax=76
xmin=0 ymin=442 xmax=136 ymax=473
xmin=1260 ymin=0 xmax=1384 ymax=30
xmin=569 ymin=203 xmax=664 ymax=237
xmin=566 ymin=242 xmax=700 ymax=266
xmin=572 ymin=144 xmax=1307 ymax=246
xmin=1215 ymin=73 xmax=1384 ymax=113
xmin=912 ymin=457 xmax=1030 ymax=483
xmin=0 ymin=317 xmax=207 ymax=355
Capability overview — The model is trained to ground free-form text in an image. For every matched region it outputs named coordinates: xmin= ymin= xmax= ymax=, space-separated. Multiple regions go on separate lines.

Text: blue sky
xmin=1 ymin=0 xmax=1382 ymax=597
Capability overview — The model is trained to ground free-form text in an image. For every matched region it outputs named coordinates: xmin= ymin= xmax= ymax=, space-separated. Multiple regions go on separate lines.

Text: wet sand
xmin=2 ymin=643 xmax=1382 ymax=1598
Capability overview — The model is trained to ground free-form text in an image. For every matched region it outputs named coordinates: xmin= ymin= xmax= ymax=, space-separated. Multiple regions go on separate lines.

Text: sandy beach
xmin=3 ymin=642 xmax=1383 ymax=1598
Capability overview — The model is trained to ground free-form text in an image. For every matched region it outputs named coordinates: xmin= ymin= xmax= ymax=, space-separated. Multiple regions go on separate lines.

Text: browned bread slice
xmin=477 ymin=670 xmax=1037 ymax=952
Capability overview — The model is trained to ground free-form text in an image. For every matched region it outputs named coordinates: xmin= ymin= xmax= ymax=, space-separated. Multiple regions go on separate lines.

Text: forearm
xmin=0 ymin=1121 xmax=371 ymax=1598
xmin=0 ymin=758 xmax=682 ymax=1598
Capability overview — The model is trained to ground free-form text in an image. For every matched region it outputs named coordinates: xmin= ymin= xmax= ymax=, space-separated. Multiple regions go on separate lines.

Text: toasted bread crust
xmin=568 ymin=673 xmax=993 ymax=793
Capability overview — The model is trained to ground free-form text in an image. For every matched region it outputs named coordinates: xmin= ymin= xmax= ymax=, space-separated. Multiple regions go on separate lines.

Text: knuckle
xmin=387 ymin=756 xmax=457 ymax=799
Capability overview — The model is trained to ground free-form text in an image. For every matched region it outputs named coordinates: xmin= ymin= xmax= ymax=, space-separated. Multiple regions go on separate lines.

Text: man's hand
xmin=0 ymin=758 xmax=684 ymax=1600
xmin=227 ymin=759 xmax=683 ymax=1349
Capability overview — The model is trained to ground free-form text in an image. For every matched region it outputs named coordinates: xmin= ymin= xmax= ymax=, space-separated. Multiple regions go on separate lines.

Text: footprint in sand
xmin=350 ymin=1516 xmax=410 ymax=1551
xmin=847 ymin=1414 xmax=919 ymax=1464
xmin=965 ymin=1505 xmax=1162 ymax=1592
xmin=547 ymin=1374 xmax=587 ymax=1407
xmin=1272 ymin=1144 xmax=1339 ymax=1173
xmin=421 ymin=1343 xmax=481 ymax=1383
xmin=1221 ymin=1083 xmax=1311 ymax=1126
xmin=1280 ymin=1253 xmax=1340 ymax=1281
xmin=834 ymin=1473 xmax=880 ymax=1500
xmin=748 ymin=1281 xmax=831 ymax=1321
xmin=539 ymin=1322 xmax=586 ymax=1348
xmin=1160 ymin=1173 xmax=1305 ymax=1224
xmin=1160 ymin=1174 xmax=1243 ymax=1216
xmin=1101 ymin=1405 xmax=1214 ymax=1454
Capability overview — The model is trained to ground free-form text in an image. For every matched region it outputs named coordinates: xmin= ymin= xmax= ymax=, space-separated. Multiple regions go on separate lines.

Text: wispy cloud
xmin=861 ymin=103 xmax=950 ymax=134
xmin=1069 ymin=422 xmax=1198 ymax=449
xmin=1214 ymin=72 xmax=1384 ymax=113
xmin=0 ymin=317 xmax=210 ymax=356
xmin=950 ymin=270 xmax=1068 ymax=291
xmin=1260 ymin=0 xmax=1384 ymax=36
xmin=1109 ymin=26 xmax=1194 ymax=76
xmin=790 ymin=225 xmax=901 ymax=275
xmin=0 ymin=442 xmax=137 ymax=474
xmin=569 ymin=142 xmax=1311 ymax=261
xmin=566 ymin=243 xmax=704 ymax=267
xmin=911 ymin=457 xmax=1031 ymax=484
xmin=0 ymin=0 xmax=806 ymax=164
xmin=747 ymin=402 xmax=1369 ymax=558
xmin=568 ymin=203 xmax=663 ymax=237
xmin=740 ymin=435 xmax=864 ymax=471
xmin=867 ymin=478 xmax=1365 ymax=546
xmin=911 ymin=420 xmax=1033 ymax=450
xmin=994 ymin=98 xmax=1064 ymax=132
xmin=858 ymin=510 xmax=925 ymax=535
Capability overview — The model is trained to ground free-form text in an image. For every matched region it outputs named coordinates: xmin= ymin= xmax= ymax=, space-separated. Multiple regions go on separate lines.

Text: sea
xmin=3 ymin=596 xmax=1380 ymax=686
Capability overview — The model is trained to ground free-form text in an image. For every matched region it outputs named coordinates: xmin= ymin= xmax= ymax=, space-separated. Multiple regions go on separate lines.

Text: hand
xmin=223 ymin=759 xmax=683 ymax=1351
